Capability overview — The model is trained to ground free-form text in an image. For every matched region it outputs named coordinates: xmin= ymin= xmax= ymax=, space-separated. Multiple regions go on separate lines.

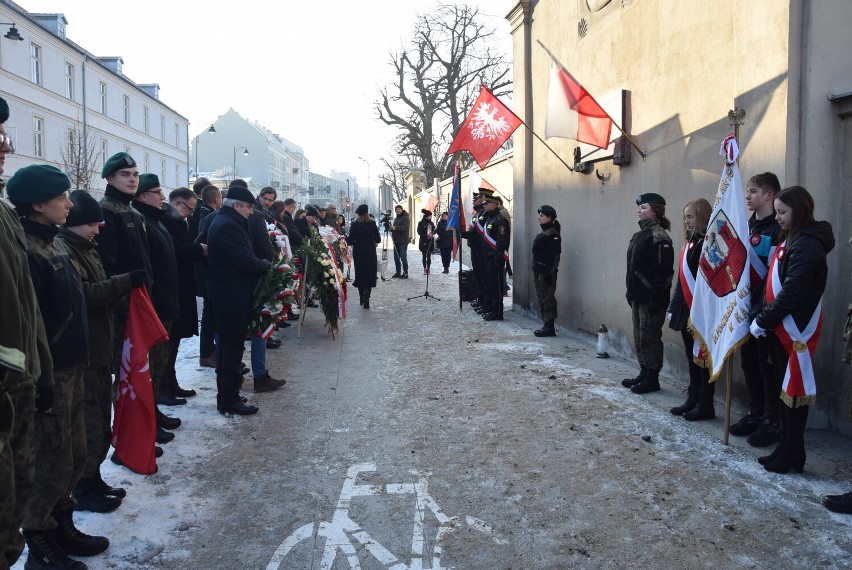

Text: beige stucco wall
xmin=508 ymin=0 xmax=852 ymax=433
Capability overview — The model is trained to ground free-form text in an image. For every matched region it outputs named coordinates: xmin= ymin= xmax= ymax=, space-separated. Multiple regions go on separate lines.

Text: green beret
xmin=636 ymin=193 xmax=666 ymax=206
xmin=136 ymin=173 xmax=160 ymax=195
xmin=6 ymin=165 xmax=70 ymax=204
xmin=101 ymin=152 xmax=137 ymax=178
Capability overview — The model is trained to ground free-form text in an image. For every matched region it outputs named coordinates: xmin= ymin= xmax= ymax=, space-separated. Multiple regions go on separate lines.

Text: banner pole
xmin=723 ymin=359 xmax=733 ymax=445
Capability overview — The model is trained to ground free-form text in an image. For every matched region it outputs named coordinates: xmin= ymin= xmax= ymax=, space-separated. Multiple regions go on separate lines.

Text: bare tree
xmin=376 ymin=4 xmax=511 ymax=187
xmin=378 ymin=157 xmax=412 ymax=205
xmin=58 ymin=123 xmax=100 ymax=192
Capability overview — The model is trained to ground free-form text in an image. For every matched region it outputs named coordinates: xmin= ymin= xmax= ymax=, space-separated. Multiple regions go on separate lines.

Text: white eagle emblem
xmin=468 ymin=102 xmax=514 ymax=141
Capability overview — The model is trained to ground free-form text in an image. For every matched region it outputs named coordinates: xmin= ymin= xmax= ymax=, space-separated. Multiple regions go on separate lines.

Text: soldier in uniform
xmin=532 ymin=205 xmax=562 ymax=337
xmin=0 ymin=96 xmax=57 ymax=570
xmin=7 ymin=165 xmax=111 ymax=568
xmin=462 ymin=190 xmax=488 ymax=310
xmin=58 ymin=191 xmax=145 ymax=513
xmin=480 ymin=194 xmax=511 ymax=321
xmin=622 ymin=193 xmax=674 ymax=394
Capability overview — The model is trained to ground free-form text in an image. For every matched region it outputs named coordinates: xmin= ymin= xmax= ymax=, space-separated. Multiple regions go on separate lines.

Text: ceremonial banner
xmin=446 ymin=85 xmax=521 ymax=169
xmin=543 ymin=50 xmax=613 ymax=149
xmin=689 ymin=136 xmax=766 ymax=381
xmin=112 ymin=287 xmax=168 ymax=474
xmin=446 ymin=162 xmax=464 ymax=238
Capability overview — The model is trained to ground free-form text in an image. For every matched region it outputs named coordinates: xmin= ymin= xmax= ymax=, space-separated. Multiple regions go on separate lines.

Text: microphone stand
xmin=407 ymin=239 xmax=440 ymax=302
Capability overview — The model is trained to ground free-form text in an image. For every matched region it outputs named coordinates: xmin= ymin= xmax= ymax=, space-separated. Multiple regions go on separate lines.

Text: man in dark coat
xmin=187 ymin=177 xmax=210 ymax=239
xmin=193 ymin=185 xmax=222 ymax=367
xmin=207 ymin=186 xmax=272 ymax=415
xmin=162 ymin=188 xmax=206 ymax=398
xmin=281 ymin=198 xmax=303 ymax=248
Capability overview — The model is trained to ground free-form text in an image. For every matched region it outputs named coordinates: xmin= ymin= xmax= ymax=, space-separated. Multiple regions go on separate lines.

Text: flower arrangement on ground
xmin=248 ymin=223 xmax=300 ymax=338
xmin=296 ymin=225 xmax=347 ymax=335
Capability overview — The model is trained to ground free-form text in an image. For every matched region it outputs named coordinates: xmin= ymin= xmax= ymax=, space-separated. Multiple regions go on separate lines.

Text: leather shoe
xmin=483 ymin=312 xmax=503 ymax=321
xmin=199 ymin=354 xmax=217 ymax=368
xmin=747 ymin=418 xmax=781 ymax=447
xmin=823 ymin=491 xmax=852 ymax=514
xmin=156 ymin=394 xmax=187 ymax=406
xmin=729 ymin=413 xmax=761 ymax=436
xmin=219 ymin=401 xmax=259 ymax=415
xmin=156 ymin=427 xmax=175 ymax=444
xmin=266 ymin=337 xmax=282 ymax=349
xmin=254 ymin=373 xmax=286 ymax=393
xmin=157 ymin=409 xmax=181 ymax=430
xmin=171 ymin=386 xmax=197 ymax=398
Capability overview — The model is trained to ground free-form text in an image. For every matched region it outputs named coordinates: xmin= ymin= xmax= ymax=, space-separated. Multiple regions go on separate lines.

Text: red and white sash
xmin=679 ymin=240 xmax=706 ymax=364
xmin=765 ymin=242 xmax=822 ymax=406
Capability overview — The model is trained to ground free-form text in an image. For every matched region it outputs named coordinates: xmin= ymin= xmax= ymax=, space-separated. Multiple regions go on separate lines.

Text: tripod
xmin=407 ymin=241 xmax=440 ymax=302
xmin=379 ymin=225 xmax=390 ymax=281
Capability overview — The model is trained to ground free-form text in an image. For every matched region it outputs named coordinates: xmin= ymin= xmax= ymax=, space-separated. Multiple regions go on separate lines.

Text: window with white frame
xmin=31 ymin=43 xmax=42 ymax=84
xmin=33 ymin=116 xmax=44 ymax=158
xmin=99 ymin=82 xmax=107 ymax=114
xmin=101 ymin=139 xmax=108 ymax=167
xmin=65 ymin=62 xmax=74 ymax=100
xmin=143 ymin=107 xmax=149 ymax=134
xmin=123 ymin=95 xmax=130 ymax=125
xmin=144 ymin=153 xmax=150 ymax=173
xmin=160 ymin=116 xmax=165 ymax=141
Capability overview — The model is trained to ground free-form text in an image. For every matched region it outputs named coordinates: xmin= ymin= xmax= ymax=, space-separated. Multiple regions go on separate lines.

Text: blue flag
xmin=445 ymin=163 xmax=464 ymax=233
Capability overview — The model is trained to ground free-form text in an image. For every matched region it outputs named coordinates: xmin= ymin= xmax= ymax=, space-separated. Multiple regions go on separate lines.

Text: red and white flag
xmin=689 ymin=136 xmax=766 ymax=381
xmin=544 ymin=53 xmax=614 ymax=150
xmin=423 ymin=190 xmax=439 ymax=213
xmin=111 ymin=287 xmax=168 ymax=475
xmin=446 ymin=85 xmax=522 ymax=169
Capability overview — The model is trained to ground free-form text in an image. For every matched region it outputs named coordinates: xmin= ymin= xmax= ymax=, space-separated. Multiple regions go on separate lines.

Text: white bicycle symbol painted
xmin=266 ymin=462 xmax=507 ymax=570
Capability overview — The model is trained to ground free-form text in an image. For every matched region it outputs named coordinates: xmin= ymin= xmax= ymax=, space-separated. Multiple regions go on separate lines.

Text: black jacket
xmin=667 ymin=230 xmax=703 ymax=332
xmin=435 ymin=219 xmax=453 ymax=251
xmin=161 ymin=206 xmax=205 ymax=338
xmin=132 ymin=200 xmax=180 ymax=323
xmin=207 ymin=207 xmax=271 ymax=336
xmin=532 ymin=220 xmax=562 ymax=275
xmin=417 ymin=219 xmax=435 ymax=253
xmin=21 ymin=219 xmax=89 ymax=370
xmin=756 ymin=221 xmax=835 ymax=332
xmin=747 ymin=212 xmax=782 ymax=320
xmin=347 ymin=219 xmax=381 ymax=289
xmin=281 ymin=210 xmax=303 ymax=247
xmin=248 ymin=210 xmax=274 ymax=263
xmin=625 ymin=218 xmax=674 ymax=308
xmin=97 ymin=185 xmax=152 ymax=284
xmin=192 ymin=203 xmax=217 ymax=298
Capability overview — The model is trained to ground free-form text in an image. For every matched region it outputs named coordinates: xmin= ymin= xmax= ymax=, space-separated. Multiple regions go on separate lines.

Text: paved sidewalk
xmin=13 ymin=253 xmax=852 ymax=569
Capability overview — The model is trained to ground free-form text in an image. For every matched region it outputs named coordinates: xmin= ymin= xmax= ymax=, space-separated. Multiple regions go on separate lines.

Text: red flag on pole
xmin=111 ymin=287 xmax=168 ymax=474
xmin=446 ymin=85 xmax=522 ymax=169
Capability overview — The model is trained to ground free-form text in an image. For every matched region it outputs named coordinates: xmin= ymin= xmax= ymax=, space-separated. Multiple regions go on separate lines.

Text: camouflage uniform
xmin=532 ymin=222 xmax=562 ymax=323
xmin=626 ymin=218 xmax=674 ymax=371
xmin=18 ymin=219 xmax=89 ymax=533
xmin=0 ymin=203 xmax=53 ymax=569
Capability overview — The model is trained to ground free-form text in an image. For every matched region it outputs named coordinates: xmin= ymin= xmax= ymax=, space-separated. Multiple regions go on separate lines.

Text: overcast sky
xmin=16 ymin=0 xmax=512 ymax=187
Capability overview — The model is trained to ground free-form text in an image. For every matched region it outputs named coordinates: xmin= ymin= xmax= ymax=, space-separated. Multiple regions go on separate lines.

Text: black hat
xmin=136 ymin=173 xmax=160 ymax=196
xmin=421 ymin=208 xmax=432 ymax=216
xmin=476 ymin=188 xmax=495 ymax=199
xmin=636 ymin=193 xmax=666 ymax=206
xmin=538 ymin=205 xmax=557 ymax=219
xmin=226 ymin=185 xmax=255 ymax=204
xmin=0 ymin=96 xmax=8 ymax=123
xmin=305 ymin=206 xmax=320 ymax=218
xmin=65 ymin=190 xmax=103 ymax=227
xmin=102 ymin=152 xmax=137 ymax=178
xmin=355 ymin=204 xmax=368 ymax=215
xmin=6 ymin=165 xmax=70 ymax=203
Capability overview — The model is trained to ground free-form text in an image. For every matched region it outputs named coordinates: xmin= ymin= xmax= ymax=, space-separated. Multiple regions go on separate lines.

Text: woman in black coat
xmin=347 ymin=204 xmax=381 ymax=308
xmin=417 ymin=209 xmax=436 ymax=274
xmin=435 ymin=211 xmax=454 ymax=273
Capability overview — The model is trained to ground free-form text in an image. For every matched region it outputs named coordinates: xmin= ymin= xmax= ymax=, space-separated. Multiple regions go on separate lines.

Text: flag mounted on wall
xmin=446 ymin=85 xmax=521 ymax=169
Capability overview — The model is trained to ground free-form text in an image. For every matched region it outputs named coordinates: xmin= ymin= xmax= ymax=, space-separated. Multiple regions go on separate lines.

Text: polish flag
xmin=544 ymin=57 xmax=614 ymax=150
xmin=447 ymin=85 xmax=522 ymax=169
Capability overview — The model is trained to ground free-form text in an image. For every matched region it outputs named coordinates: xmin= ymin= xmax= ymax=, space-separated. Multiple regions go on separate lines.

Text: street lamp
xmin=357 ymin=156 xmax=370 ymax=204
xmin=346 ymin=178 xmax=351 ymax=218
xmin=193 ymin=125 xmax=216 ymax=181
xmin=1 ymin=23 xmax=24 ymax=41
xmin=233 ymin=146 xmax=249 ymax=181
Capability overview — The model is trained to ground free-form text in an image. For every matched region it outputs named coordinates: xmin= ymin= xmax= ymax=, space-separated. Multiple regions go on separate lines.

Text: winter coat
xmin=391 ymin=211 xmax=411 ymax=245
xmin=417 ymin=219 xmax=435 ymax=253
xmin=347 ymin=219 xmax=381 ymax=289
xmin=667 ymin=230 xmax=704 ymax=332
xmin=281 ymin=210 xmax=303 ymax=248
xmin=625 ymin=218 xmax=674 ymax=309
xmin=248 ymin=210 xmax=274 ymax=263
xmin=0 ymin=202 xmax=53 ymax=390
xmin=747 ymin=212 xmax=782 ymax=320
xmin=21 ymin=218 xmax=88 ymax=370
xmin=57 ymin=228 xmax=133 ymax=368
xmin=755 ymin=221 xmax=835 ymax=332
xmin=207 ymin=206 xmax=271 ymax=337
xmin=435 ymin=219 xmax=454 ymax=251
xmin=483 ymin=210 xmax=510 ymax=258
xmin=132 ymin=200 xmax=180 ymax=323
xmin=532 ymin=220 xmax=562 ymax=275
xmin=161 ymin=206 xmax=205 ymax=338
xmin=294 ymin=216 xmax=316 ymax=240
xmin=97 ymin=185 xmax=152 ymax=283
xmin=193 ymin=203 xmax=217 ymax=298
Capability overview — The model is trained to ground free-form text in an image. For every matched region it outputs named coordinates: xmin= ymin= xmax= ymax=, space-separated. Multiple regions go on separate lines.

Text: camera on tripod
xmin=379 ymin=210 xmax=392 ymax=231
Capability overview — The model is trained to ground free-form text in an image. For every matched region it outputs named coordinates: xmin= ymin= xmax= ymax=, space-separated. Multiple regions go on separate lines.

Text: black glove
xmin=129 ymin=270 xmax=147 ymax=288
xmin=35 ymin=386 xmax=54 ymax=412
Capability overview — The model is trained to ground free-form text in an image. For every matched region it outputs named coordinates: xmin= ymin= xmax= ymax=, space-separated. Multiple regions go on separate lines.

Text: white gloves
xmin=750 ymin=320 xmax=767 ymax=338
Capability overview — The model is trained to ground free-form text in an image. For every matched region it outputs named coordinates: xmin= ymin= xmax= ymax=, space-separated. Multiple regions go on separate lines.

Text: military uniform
xmin=481 ymin=204 xmax=511 ymax=321
xmin=532 ymin=205 xmax=561 ymax=335
xmin=460 ymin=199 xmax=487 ymax=306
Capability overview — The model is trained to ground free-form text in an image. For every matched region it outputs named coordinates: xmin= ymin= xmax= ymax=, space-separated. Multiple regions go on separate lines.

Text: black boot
xmin=534 ymin=321 xmax=556 ymax=337
xmin=683 ymin=374 xmax=715 ymax=420
xmin=363 ymin=292 xmax=370 ymax=310
xmin=358 ymin=289 xmax=364 ymax=306
xmin=823 ymin=491 xmax=852 ymax=514
xmin=156 ymin=407 xmax=181 ymax=430
xmin=621 ymin=367 xmax=647 ymax=388
xmin=764 ymin=405 xmax=808 ymax=474
xmin=91 ymin=469 xmax=126 ymax=499
xmin=759 ymin=403 xmax=789 ymax=465
xmin=71 ymin=477 xmax=122 ymax=513
xmin=23 ymin=528 xmax=87 ymax=569
xmin=670 ymin=374 xmax=701 ymax=416
xmin=53 ymin=505 xmax=109 ymax=556
xmin=631 ymin=369 xmax=661 ymax=394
